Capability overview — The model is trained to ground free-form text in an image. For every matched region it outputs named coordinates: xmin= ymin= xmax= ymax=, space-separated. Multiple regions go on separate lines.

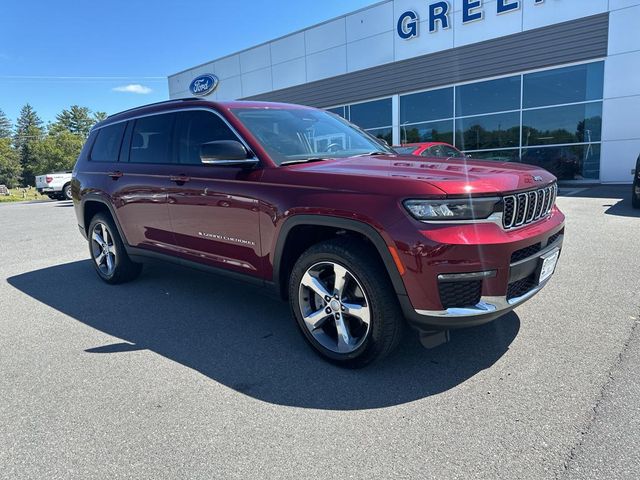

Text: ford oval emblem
xmin=189 ymin=74 xmax=219 ymax=97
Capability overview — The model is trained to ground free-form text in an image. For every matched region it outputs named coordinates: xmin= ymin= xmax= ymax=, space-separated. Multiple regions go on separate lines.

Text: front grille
xmin=502 ymin=183 xmax=557 ymax=229
xmin=511 ymin=243 xmax=542 ymax=263
xmin=439 ymin=280 xmax=482 ymax=309
xmin=507 ymin=275 xmax=537 ymax=300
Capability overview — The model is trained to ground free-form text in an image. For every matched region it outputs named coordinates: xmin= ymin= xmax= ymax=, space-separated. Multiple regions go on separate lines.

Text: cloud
xmin=113 ymin=83 xmax=153 ymax=94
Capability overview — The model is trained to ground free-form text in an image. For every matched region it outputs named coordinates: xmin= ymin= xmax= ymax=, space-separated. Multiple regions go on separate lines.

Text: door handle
xmin=107 ymin=171 xmax=123 ymax=180
xmin=170 ymin=175 xmax=190 ymax=185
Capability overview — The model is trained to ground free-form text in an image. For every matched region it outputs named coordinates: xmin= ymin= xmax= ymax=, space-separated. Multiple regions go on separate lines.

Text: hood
xmin=290 ymin=154 xmax=557 ymax=196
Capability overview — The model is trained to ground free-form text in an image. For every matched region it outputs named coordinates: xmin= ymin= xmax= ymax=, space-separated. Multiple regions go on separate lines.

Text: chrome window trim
xmin=90 ymin=107 xmax=256 ymax=160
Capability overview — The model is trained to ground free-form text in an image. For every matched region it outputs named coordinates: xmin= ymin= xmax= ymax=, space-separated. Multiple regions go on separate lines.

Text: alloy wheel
xmin=91 ymin=223 xmax=117 ymax=277
xmin=298 ymin=261 xmax=371 ymax=354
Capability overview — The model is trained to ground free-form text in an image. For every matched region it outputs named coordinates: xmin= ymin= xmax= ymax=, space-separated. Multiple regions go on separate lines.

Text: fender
xmin=80 ymin=193 xmax=129 ymax=246
xmin=272 ymin=214 xmax=408 ymax=298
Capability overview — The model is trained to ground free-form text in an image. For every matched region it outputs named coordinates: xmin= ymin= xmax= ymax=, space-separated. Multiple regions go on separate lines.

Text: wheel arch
xmin=81 ymin=195 xmax=129 ymax=247
xmin=272 ymin=215 xmax=407 ymax=300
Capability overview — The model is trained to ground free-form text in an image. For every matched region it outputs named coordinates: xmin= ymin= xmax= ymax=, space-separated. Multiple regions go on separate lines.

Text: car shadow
xmin=7 ymin=260 xmax=520 ymax=410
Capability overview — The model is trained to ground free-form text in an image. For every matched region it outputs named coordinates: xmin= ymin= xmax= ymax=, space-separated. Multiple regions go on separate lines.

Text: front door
xmin=165 ymin=110 xmax=263 ymax=277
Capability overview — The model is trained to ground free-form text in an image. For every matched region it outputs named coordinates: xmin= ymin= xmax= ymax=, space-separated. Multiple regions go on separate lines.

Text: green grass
xmin=0 ymin=188 xmax=47 ymax=203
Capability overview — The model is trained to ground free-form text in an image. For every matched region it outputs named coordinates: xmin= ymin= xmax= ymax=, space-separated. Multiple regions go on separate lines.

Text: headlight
xmin=403 ymin=198 xmax=500 ymax=221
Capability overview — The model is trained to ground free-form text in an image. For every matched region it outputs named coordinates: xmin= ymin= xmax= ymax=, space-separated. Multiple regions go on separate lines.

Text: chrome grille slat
xmin=504 ymin=196 xmax=516 ymax=228
xmin=502 ymin=183 xmax=557 ymax=230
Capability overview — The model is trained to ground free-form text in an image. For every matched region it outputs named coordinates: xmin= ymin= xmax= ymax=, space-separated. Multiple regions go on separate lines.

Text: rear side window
xmin=175 ymin=110 xmax=238 ymax=164
xmin=129 ymin=114 xmax=175 ymax=164
xmin=90 ymin=123 xmax=126 ymax=162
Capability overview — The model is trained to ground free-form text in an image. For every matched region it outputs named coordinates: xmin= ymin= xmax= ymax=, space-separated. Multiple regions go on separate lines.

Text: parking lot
xmin=0 ymin=186 xmax=638 ymax=479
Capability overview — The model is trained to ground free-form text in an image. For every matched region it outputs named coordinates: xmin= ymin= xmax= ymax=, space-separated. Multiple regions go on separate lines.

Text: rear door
xmin=165 ymin=109 xmax=263 ymax=277
xmin=106 ymin=114 xmax=176 ymax=253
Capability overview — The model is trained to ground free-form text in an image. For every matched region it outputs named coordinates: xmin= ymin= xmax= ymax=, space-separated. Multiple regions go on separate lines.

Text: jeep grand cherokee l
xmin=72 ymin=99 xmax=565 ymax=367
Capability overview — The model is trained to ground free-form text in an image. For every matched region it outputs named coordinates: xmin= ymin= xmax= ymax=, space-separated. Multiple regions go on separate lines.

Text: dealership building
xmin=168 ymin=0 xmax=640 ymax=183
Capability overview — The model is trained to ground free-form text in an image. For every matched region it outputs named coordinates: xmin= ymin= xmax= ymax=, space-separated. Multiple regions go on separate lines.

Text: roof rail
xmin=105 ymin=97 xmax=204 ymax=119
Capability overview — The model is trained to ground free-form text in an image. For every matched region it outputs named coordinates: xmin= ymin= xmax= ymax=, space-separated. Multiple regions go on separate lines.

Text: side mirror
xmin=199 ymin=140 xmax=258 ymax=167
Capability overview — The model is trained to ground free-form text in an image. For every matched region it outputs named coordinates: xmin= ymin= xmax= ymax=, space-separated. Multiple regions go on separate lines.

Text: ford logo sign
xmin=189 ymin=74 xmax=219 ymax=97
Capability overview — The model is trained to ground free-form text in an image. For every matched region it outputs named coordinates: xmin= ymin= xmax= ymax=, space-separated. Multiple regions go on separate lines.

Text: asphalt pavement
xmin=0 ymin=186 xmax=638 ymax=479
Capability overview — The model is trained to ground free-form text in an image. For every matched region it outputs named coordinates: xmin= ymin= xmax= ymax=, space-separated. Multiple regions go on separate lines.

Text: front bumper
xmin=391 ymin=208 xmax=565 ymax=331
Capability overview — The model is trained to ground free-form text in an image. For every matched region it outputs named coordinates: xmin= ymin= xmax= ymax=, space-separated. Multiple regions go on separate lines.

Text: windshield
xmin=394 ymin=146 xmax=419 ymax=155
xmin=230 ymin=107 xmax=393 ymax=165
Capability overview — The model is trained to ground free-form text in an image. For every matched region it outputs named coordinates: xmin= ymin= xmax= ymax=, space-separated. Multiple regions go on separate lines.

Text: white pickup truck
xmin=35 ymin=171 xmax=73 ymax=200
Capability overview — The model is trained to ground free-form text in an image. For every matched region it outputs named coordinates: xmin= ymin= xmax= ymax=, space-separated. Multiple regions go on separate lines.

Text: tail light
xmin=45 ymin=176 xmax=53 ymax=183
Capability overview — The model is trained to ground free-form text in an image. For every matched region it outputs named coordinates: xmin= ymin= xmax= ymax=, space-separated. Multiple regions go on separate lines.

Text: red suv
xmin=72 ymin=99 xmax=565 ymax=367
xmin=394 ymin=142 xmax=466 ymax=158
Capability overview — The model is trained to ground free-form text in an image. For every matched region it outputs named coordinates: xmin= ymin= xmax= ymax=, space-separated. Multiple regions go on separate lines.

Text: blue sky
xmin=0 ymin=0 xmax=374 ymax=125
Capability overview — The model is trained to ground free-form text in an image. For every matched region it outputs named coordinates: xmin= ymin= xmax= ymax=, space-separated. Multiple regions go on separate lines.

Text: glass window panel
xmin=455 ymin=112 xmax=520 ymax=150
xmin=400 ymin=120 xmax=454 ymax=145
xmin=400 ymin=87 xmax=453 ymax=124
xmin=175 ymin=111 xmax=238 ymax=164
xmin=366 ymin=127 xmax=392 ymax=146
xmin=523 ymin=62 xmax=604 ymax=108
xmin=423 ymin=145 xmax=465 ymax=158
xmin=327 ymin=106 xmax=346 ymax=118
xmin=522 ymin=102 xmax=602 ymax=146
xmin=465 ymin=149 xmax=520 ymax=162
xmin=349 ymin=98 xmax=392 ymax=129
xmin=455 ymin=76 xmax=521 ymax=117
xmin=90 ymin=123 xmax=126 ymax=162
xmin=130 ymin=114 xmax=175 ymax=164
xmin=521 ymin=144 xmax=600 ymax=180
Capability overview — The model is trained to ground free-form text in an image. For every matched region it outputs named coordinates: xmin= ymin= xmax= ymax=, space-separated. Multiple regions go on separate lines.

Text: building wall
xmin=168 ymin=0 xmax=640 ymax=182
xmin=601 ymin=0 xmax=640 ymax=182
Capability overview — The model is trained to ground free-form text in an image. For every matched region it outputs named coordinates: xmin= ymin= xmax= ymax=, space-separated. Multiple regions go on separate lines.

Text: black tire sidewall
xmin=63 ymin=184 xmax=72 ymax=200
xmin=87 ymin=214 xmax=126 ymax=284
xmin=289 ymin=241 xmax=401 ymax=366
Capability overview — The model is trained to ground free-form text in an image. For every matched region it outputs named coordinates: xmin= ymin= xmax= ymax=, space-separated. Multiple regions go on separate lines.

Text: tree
xmin=29 ymin=130 xmax=84 ymax=176
xmin=93 ymin=111 xmax=108 ymax=123
xmin=14 ymin=104 xmax=44 ymax=184
xmin=51 ymin=105 xmax=94 ymax=138
xmin=0 ymin=109 xmax=12 ymax=139
xmin=0 ymin=138 xmax=21 ymax=188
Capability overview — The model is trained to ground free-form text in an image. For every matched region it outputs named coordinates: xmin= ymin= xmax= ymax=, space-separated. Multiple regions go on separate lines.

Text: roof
xmin=97 ymin=99 xmax=315 ymax=129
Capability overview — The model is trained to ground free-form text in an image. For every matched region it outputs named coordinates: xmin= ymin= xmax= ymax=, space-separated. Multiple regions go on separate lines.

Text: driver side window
xmin=175 ymin=110 xmax=239 ymax=164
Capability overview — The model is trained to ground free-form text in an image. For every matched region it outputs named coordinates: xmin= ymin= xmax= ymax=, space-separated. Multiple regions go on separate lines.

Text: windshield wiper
xmin=280 ymin=157 xmax=329 ymax=166
xmin=354 ymin=151 xmax=389 ymax=157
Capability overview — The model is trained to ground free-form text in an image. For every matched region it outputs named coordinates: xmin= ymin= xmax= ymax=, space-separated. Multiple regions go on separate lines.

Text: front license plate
xmin=539 ymin=248 xmax=560 ymax=283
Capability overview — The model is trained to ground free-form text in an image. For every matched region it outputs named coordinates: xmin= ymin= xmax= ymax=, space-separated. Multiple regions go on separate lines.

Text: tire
xmin=63 ymin=183 xmax=72 ymax=201
xmin=289 ymin=237 xmax=404 ymax=368
xmin=87 ymin=213 xmax=142 ymax=284
xmin=632 ymin=181 xmax=640 ymax=209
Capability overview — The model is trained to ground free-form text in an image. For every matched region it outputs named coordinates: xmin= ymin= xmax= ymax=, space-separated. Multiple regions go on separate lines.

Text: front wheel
xmin=87 ymin=213 xmax=142 ymax=284
xmin=289 ymin=238 xmax=404 ymax=368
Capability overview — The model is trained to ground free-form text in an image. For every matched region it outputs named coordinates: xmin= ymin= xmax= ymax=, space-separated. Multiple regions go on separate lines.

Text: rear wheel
xmin=289 ymin=238 xmax=404 ymax=368
xmin=88 ymin=213 xmax=142 ymax=284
